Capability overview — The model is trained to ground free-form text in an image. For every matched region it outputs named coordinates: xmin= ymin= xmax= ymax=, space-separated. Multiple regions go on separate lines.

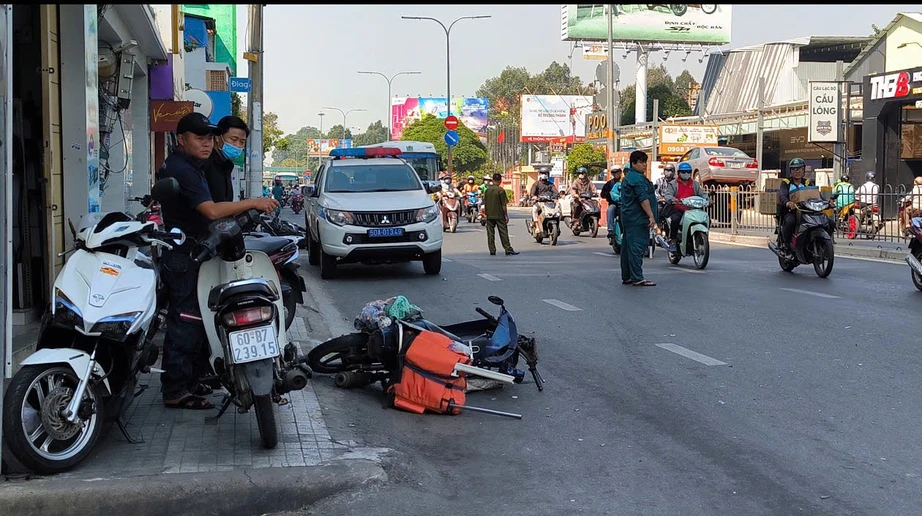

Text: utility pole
xmin=606 ymin=4 xmax=615 ymax=163
xmin=756 ymin=77 xmax=764 ymax=176
xmin=651 ymin=98 xmax=659 ymax=164
xmin=317 ymin=112 xmax=324 ymax=173
xmin=245 ymin=4 xmax=264 ymax=199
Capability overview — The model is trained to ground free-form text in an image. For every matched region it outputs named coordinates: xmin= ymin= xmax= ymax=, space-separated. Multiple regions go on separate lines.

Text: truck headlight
xmin=415 ymin=205 xmax=440 ymax=223
xmin=320 ymin=207 xmax=354 ymax=226
xmin=91 ymin=312 xmax=143 ymax=340
xmin=53 ymin=288 xmax=84 ymax=329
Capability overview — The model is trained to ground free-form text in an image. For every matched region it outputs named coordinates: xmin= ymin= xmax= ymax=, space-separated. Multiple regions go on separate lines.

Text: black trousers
xmin=159 ymin=249 xmax=209 ymax=398
xmin=781 ymin=212 xmax=797 ymax=248
xmin=665 ymin=208 xmax=683 ymax=241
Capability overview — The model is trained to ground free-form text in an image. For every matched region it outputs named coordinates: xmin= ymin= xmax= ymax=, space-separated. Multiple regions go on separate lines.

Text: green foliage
xmin=261 ymin=112 xmax=284 ymax=153
xmin=231 ymin=92 xmax=243 ymax=118
xmin=619 ymin=64 xmax=694 ymax=125
xmin=504 ymin=189 xmax=515 ymax=203
xmin=401 ymin=115 xmax=487 ymax=175
xmin=271 ymin=125 xmax=323 ymax=167
xmin=324 ymin=124 xmax=353 ymax=140
xmin=352 ymin=120 xmax=388 ymax=147
xmin=566 ymin=143 xmax=607 ymax=177
xmin=871 ymin=23 xmax=883 ymax=37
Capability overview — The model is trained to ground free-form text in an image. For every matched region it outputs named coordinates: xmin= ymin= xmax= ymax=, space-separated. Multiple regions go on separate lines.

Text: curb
xmin=708 ymin=231 xmax=907 ymax=262
xmin=0 ymin=460 xmax=386 ymax=516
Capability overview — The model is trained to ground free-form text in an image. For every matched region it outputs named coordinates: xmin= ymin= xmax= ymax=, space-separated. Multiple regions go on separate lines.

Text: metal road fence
xmin=702 ymin=183 xmax=921 ymax=244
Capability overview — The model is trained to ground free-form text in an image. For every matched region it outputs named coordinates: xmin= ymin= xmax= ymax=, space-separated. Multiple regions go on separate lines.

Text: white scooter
xmin=2 ymin=178 xmax=184 ymax=474
xmin=193 ymin=209 xmax=312 ymax=449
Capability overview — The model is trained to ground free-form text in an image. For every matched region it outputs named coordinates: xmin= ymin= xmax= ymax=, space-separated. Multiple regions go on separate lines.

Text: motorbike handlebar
xmin=475 ymin=307 xmax=498 ymax=325
xmin=192 ymin=236 xmax=218 ymax=264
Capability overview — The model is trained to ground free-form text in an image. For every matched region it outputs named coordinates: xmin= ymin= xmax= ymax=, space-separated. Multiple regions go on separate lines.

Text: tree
xmin=476 ymin=61 xmax=593 ymax=127
xmin=352 ymin=120 xmax=388 ymax=147
xmin=401 ymin=114 xmax=487 ymax=175
xmin=270 ymin=125 xmax=323 ymax=166
xmin=619 ymin=64 xmax=694 ymax=125
xmin=231 ymin=92 xmax=243 ymax=118
xmin=324 ymin=124 xmax=352 ymax=140
xmin=871 ymin=23 xmax=884 ymax=38
xmin=674 ymin=70 xmax=698 ymax=96
xmin=261 ymin=112 xmax=285 ymax=153
xmin=566 ymin=143 xmax=607 ymax=177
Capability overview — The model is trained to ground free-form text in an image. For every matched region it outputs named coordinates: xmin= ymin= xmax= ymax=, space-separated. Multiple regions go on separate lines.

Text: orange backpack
xmin=387 ymin=324 xmax=472 ymax=415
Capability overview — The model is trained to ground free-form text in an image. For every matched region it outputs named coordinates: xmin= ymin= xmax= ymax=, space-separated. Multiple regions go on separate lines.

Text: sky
xmin=233 ymin=4 xmax=913 ymax=136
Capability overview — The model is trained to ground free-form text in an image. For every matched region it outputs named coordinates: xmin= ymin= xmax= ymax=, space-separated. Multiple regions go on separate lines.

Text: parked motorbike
xmin=465 ymin=192 xmax=481 ymax=223
xmin=568 ymin=193 xmax=601 ymax=237
xmin=2 ymin=179 xmax=182 ymax=473
xmin=768 ymin=195 xmax=838 ymax=278
xmin=905 ymin=217 xmax=922 ymax=291
xmin=441 ymin=191 xmax=461 ymax=233
xmin=665 ymin=196 xmax=711 ymax=269
xmin=527 ymin=195 xmax=562 ymax=245
xmin=243 ymin=233 xmax=306 ymax=330
xmin=307 ymin=296 xmax=543 ymax=392
xmin=193 ymin=209 xmax=312 ymax=449
xmin=290 ymin=193 xmax=305 ymax=215
xmin=259 ymin=213 xmax=307 ymax=249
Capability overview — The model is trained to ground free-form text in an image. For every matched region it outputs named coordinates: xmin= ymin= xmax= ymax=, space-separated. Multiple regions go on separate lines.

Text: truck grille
xmin=351 ymin=210 xmax=417 ymax=227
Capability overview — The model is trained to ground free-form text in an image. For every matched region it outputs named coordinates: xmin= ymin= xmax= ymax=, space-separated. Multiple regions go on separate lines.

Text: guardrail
xmin=701 ymin=183 xmax=919 ymax=244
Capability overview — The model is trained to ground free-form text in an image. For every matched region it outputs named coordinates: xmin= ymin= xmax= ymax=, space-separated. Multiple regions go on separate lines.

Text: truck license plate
xmin=368 ymin=228 xmax=404 ymax=238
xmin=228 ymin=325 xmax=280 ymax=364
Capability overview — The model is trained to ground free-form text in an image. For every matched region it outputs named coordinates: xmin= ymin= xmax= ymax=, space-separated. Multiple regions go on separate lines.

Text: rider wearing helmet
xmin=663 ymin=162 xmax=708 ymax=244
xmin=569 ymin=166 xmax=598 ymax=224
xmin=855 ymin=170 xmax=880 ymax=207
xmin=832 ymin=171 xmax=855 ymax=216
xmin=601 ymin=165 xmax=624 ymax=239
xmin=437 ymin=174 xmax=461 ymax=230
xmin=778 ymin=157 xmax=833 ymax=251
xmin=655 ymin=163 xmax=677 ymax=225
xmin=529 ymin=172 xmax=559 ymax=230
xmin=461 ymin=175 xmax=478 ymax=194
xmin=479 ymin=175 xmax=493 ymax=195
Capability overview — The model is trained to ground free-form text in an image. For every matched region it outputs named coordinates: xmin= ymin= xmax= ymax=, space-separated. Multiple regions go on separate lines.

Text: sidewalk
xmin=1 ymin=306 xmax=386 ymax=515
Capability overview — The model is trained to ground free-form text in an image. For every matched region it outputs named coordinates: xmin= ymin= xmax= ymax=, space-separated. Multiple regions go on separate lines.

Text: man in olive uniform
xmin=483 ymin=173 xmax=519 ymax=256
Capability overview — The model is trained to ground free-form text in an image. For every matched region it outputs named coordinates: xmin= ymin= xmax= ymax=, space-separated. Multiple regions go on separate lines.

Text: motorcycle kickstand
xmin=214 ymin=394 xmax=233 ymax=419
xmin=116 ymin=418 xmax=145 ymax=444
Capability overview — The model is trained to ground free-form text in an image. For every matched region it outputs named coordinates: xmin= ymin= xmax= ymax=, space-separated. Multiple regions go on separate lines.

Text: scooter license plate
xmin=368 ymin=228 xmax=404 ymax=238
xmin=228 ymin=325 xmax=280 ymax=364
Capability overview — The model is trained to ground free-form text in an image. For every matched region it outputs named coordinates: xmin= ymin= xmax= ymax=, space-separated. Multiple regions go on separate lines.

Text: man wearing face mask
xmin=529 ymin=172 xmax=558 ymax=231
xmin=569 ymin=167 xmax=598 ymax=227
xmin=205 ymin=116 xmax=249 ymax=203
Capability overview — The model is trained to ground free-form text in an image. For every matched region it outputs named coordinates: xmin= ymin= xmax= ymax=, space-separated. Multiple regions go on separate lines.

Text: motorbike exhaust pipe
xmin=906 ymin=253 xmax=922 ymax=276
xmin=768 ymin=242 xmax=782 ymax=258
xmin=281 ymin=368 xmax=309 ymax=392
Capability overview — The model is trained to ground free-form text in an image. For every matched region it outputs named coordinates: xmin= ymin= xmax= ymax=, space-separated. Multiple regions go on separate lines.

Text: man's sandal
xmin=164 ymin=394 xmax=214 ymax=410
xmin=632 ymin=280 xmax=656 ymax=287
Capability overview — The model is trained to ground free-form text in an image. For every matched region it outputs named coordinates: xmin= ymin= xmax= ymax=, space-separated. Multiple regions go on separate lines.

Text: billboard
xmin=808 ymin=82 xmax=842 ymax=143
xmin=391 ymin=97 xmax=489 ymax=140
xmin=520 ymin=95 xmax=595 ymax=143
xmin=658 ymin=124 xmax=718 ymax=155
xmin=561 ymin=4 xmax=732 ymax=45
xmin=305 ymin=138 xmax=353 ymax=155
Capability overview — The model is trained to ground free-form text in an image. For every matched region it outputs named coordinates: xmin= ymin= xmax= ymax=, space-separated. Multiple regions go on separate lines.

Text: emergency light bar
xmin=329 ymin=147 xmax=403 ymax=159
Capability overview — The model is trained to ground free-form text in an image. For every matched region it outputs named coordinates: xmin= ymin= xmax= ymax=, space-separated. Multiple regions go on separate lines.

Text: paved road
xmin=280 ymin=209 xmax=922 ymax=515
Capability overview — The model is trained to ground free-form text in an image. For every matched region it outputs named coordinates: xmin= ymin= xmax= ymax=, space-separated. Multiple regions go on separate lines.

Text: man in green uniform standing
xmin=483 ymin=172 xmax=519 ymax=256
xmin=620 ymin=151 xmax=658 ymax=286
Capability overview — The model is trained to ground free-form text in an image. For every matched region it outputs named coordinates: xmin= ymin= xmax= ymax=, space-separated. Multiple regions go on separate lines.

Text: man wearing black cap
xmin=156 ymin=112 xmax=278 ymax=410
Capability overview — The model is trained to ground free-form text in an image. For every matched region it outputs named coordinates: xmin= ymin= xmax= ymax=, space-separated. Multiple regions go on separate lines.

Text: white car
xmin=304 ymin=147 xmax=444 ymax=279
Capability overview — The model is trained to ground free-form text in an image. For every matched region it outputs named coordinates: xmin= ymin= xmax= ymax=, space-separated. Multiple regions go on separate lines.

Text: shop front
xmin=862 ymin=66 xmax=922 ymax=187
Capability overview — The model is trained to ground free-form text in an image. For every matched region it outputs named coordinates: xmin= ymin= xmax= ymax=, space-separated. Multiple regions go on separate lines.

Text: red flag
xmin=497 ymin=130 xmax=506 ymax=144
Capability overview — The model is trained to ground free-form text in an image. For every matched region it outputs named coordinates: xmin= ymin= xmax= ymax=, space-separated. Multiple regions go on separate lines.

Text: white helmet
xmin=538 ymin=173 xmax=548 ymax=181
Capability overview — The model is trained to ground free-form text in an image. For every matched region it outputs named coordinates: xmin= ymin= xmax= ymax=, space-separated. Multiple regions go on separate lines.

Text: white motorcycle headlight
xmin=321 ymin=208 xmax=354 ymax=226
xmin=416 ymin=205 xmax=440 ymax=223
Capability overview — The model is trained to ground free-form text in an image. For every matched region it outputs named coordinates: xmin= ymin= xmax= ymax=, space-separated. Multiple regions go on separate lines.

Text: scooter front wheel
xmin=3 ymin=365 xmax=105 ymax=474
xmin=813 ymin=239 xmax=834 ymax=278
xmin=693 ymin=232 xmax=710 ymax=269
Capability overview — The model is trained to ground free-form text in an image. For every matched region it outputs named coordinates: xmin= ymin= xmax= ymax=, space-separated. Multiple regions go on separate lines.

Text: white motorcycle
xmin=2 ymin=178 xmax=184 ymax=474
xmin=192 ymin=209 xmax=312 ymax=449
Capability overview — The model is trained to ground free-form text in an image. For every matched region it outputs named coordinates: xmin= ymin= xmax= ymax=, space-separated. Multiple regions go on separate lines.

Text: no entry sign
xmin=444 ymin=115 xmax=459 ymax=130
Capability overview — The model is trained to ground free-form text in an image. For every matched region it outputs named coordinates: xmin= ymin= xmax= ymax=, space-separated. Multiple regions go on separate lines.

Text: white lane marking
xmin=711 ymin=239 xmax=904 ymax=265
xmin=779 ymin=287 xmax=840 ymax=299
xmin=477 ymin=273 xmax=502 ymax=282
xmin=593 ymin=252 xmax=614 ymax=257
xmin=674 ymin=268 xmax=705 ymax=274
xmin=441 ymin=257 xmax=453 ymax=262
xmin=542 ymin=299 xmax=582 ymax=311
xmin=656 ymin=343 xmax=727 ymax=366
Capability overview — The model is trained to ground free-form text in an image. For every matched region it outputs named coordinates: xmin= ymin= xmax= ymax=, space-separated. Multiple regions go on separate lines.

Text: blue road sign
xmin=230 ymin=77 xmax=252 ymax=93
xmin=444 ymin=130 xmax=460 ymax=146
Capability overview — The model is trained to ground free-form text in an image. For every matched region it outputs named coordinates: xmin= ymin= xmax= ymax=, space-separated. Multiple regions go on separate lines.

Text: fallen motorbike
xmin=768 ymin=195 xmax=838 ymax=278
xmin=307 ymin=296 xmax=543 ymax=392
xmin=527 ymin=195 xmax=562 ymax=245
xmin=2 ymin=178 xmax=183 ymax=473
xmin=290 ymin=193 xmax=305 ymax=215
xmin=905 ymin=217 xmax=922 ymax=291
xmin=243 ymin=233 xmax=305 ymax=330
xmin=569 ymin=193 xmax=601 ymax=238
xmin=441 ymin=191 xmax=461 ymax=233
xmin=465 ymin=191 xmax=481 ymax=223
xmin=665 ymin=195 xmax=711 ymax=269
xmin=193 ymin=209 xmax=312 ymax=449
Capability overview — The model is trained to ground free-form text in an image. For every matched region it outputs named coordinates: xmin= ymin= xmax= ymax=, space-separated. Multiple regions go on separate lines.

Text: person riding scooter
xmin=530 ymin=173 xmax=558 ymax=231
xmin=663 ymin=162 xmax=708 ymax=247
xmin=655 ymin=163 xmax=677 ymax=225
xmin=461 ymin=175 xmax=479 ymax=194
xmin=437 ymin=175 xmax=462 ymax=229
xmin=601 ymin=166 xmax=623 ymax=240
xmin=569 ymin=167 xmax=598 ymax=224
xmin=778 ymin=157 xmax=835 ymax=253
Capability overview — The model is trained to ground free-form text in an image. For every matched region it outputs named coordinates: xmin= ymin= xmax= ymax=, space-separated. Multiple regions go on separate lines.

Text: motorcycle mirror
xmin=67 ymin=218 xmax=77 ymax=240
xmin=487 ymin=295 xmax=504 ymax=306
xmin=169 ymin=227 xmax=186 ymax=246
xmin=151 ymin=177 xmax=181 ymax=201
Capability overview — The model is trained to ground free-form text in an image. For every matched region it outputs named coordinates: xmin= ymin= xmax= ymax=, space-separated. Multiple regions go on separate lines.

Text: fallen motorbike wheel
xmin=253 ymin=395 xmax=278 ymax=449
xmin=307 ymin=333 xmax=371 ymax=374
xmin=3 ymin=365 xmax=105 ymax=474
xmin=693 ymin=232 xmax=710 ymax=270
xmin=813 ymin=239 xmax=835 ymax=278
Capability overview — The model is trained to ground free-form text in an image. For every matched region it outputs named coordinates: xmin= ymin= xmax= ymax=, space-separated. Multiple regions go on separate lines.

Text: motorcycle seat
xmin=244 ymin=235 xmax=296 ymax=255
xmin=208 ymin=278 xmax=280 ymax=310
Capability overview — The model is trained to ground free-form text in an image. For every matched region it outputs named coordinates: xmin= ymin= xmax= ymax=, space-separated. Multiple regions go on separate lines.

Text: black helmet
xmin=577 ymin=167 xmax=588 ymax=175
xmin=866 ymin=170 xmax=875 ymax=182
xmin=840 ymin=172 xmax=849 ymax=183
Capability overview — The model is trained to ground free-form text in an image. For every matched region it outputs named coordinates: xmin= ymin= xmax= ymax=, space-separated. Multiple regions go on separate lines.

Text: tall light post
xmin=358 ymin=70 xmax=421 ymax=141
xmin=322 ymin=106 xmax=366 ymax=140
xmin=316 ymin=112 xmax=325 ymax=172
xmin=401 ymin=14 xmax=490 ymax=174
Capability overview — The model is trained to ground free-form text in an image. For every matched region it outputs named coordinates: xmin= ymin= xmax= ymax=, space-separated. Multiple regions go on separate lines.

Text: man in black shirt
xmin=156 ymin=112 xmax=278 ymax=409
xmin=205 ymin=116 xmax=249 ymax=202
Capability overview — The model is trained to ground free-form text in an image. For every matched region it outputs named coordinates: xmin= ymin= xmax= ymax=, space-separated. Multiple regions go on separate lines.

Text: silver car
xmin=678 ymin=146 xmax=759 ymax=186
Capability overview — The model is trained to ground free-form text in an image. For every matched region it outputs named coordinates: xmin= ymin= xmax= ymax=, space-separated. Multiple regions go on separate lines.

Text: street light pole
xmin=401 ymin=14 xmax=490 ymax=175
xmin=358 ymin=70 xmax=421 ymax=141
xmin=322 ymin=106 xmax=366 ymax=140
xmin=317 ymin=112 xmax=324 ymax=173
